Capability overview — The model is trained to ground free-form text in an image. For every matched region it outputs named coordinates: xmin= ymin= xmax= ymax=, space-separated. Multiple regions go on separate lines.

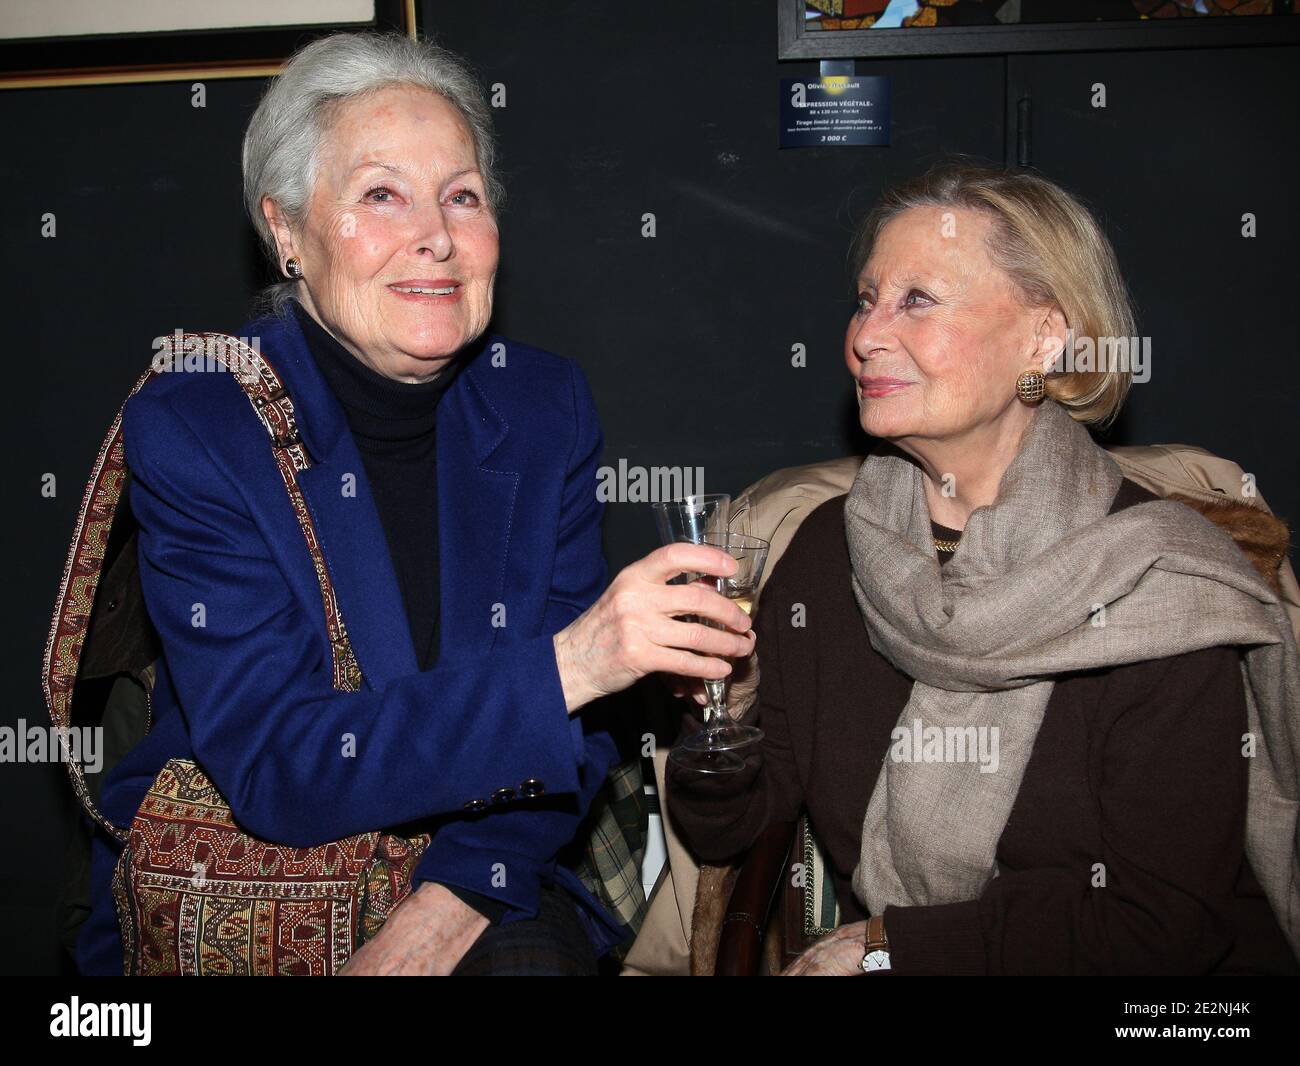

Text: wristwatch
xmin=861 ymin=914 xmax=891 ymax=972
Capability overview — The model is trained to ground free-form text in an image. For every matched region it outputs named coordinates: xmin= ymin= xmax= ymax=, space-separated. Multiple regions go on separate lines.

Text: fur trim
xmin=1167 ymin=493 xmax=1291 ymax=596
xmin=689 ymin=864 xmax=737 ymax=976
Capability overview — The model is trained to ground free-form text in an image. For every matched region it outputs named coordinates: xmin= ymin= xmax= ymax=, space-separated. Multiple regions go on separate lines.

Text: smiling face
xmin=265 ymin=84 xmax=499 ymax=382
xmin=844 ymin=205 xmax=1065 ymax=451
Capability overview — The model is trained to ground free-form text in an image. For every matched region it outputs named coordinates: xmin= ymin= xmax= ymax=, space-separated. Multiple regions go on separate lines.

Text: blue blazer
xmin=78 ymin=308 xmax=624 ymax=973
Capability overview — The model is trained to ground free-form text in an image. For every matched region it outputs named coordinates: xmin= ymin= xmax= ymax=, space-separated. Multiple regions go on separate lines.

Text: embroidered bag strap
xmin=43 ymin=331 xmax=362 ymax=841
xmin=44 ymin=368 xmax=159 ymax=840
xmin=174 ymin=332 xmax=364 ymax=694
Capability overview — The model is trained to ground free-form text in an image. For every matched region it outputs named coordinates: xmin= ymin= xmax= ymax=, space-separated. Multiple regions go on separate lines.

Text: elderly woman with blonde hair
xmin=666 ymin=160 xmax=1300 ymax=976
xmin=68 ymin=31 xmax=753 ymax=976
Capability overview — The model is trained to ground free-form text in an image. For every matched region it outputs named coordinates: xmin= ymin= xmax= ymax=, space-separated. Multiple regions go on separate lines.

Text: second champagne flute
xmin=676 ymin=531 xmax=770 ymax=757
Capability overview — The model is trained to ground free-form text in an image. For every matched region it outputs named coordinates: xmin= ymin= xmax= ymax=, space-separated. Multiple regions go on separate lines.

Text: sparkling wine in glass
xmin=676 ymin=531 xmax=770 ymax=759
xmin=649 ymin=495 xmax=745 ymax=774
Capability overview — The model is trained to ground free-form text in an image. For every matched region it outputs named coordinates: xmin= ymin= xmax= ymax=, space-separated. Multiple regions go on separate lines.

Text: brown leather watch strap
xmin=865 ymin=914 xmax=889 ymax=952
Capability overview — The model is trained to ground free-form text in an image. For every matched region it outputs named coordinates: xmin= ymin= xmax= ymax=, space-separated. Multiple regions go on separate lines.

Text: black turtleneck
xmin=292 ymin=303 xmax=508 ymax=925
xmin=293 ymin=301 xmax=463 ymax=673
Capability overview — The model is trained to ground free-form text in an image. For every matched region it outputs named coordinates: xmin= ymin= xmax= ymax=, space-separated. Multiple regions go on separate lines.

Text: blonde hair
xmin=848 ymin=158 xmax=1136 ymax=427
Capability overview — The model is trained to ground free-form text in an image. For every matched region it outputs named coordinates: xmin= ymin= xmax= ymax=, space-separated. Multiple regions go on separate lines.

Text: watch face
xmin=861 ymin=949 xmax=891 ymax=972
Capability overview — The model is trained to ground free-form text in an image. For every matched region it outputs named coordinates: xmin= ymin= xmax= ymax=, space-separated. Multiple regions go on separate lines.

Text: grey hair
xmin=242 ymin=31 xmax=503 ymax=314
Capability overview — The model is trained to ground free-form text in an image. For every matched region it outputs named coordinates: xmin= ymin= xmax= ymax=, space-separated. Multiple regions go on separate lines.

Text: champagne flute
xmin=650 ymin=495 xmax=744 ymax=774
xmin=650 ymin=493 xmax=731 ymax=548
xmin=676 ymin=531 xmax=769 ymax=757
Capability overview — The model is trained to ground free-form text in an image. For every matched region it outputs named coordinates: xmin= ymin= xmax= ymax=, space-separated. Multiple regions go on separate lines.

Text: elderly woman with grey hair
xmin=74 ymin=31 xmax=753 ymax=976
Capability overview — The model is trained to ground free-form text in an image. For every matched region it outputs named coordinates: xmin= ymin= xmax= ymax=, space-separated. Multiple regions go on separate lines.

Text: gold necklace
xmin=933 ymin=536 xmax=961 ymax=553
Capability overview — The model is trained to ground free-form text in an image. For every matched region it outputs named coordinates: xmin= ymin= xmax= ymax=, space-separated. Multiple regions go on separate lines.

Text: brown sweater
xmin=667 ymin=479 xmax=1298 ymax=975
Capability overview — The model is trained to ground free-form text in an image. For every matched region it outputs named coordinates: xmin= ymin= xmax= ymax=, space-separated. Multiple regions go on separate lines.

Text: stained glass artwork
xmin=803 ymin=0 xmax=1286 ymax=32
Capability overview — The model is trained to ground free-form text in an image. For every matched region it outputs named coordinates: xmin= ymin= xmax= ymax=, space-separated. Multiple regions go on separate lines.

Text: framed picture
xmin=0 ymin=0 xmax=417 ymax=90
xmin=778 ymin=0 xmax=1300 ymax=59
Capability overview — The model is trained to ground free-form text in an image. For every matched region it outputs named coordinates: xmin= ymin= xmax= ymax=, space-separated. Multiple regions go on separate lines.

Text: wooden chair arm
xmin=714 ymin=819 xmax=797 ymax=976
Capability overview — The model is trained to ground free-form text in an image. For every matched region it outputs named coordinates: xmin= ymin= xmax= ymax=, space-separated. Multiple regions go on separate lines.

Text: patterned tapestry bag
xmin=43 ymin=332 xmax=430 ymax=975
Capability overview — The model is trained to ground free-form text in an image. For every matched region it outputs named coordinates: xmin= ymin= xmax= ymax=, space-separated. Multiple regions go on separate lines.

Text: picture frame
xmin=0 ymin=0 xmax=417 ymax=90
xmin=778 ymin=0 xmax=1300 ymax=60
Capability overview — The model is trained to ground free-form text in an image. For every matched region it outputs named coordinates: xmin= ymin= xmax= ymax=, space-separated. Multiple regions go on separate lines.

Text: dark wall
xmin=418 ymin=2 xmax=1300 ymax=561
xmin=2 ymin=0 xmax=1295 ymax=974
xmin=1003 ymin=46 xmax=1298 ymax=504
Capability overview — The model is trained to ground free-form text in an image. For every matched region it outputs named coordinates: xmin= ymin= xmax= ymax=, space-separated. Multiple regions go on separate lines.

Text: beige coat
xmin=622 ymin=443 xmax=1298 ymax=976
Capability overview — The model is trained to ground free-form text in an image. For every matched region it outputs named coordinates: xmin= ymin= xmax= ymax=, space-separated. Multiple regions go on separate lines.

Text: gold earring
xmin=285 ymin=257 xmax=304 ymax=280
xmin=1016 ymin=369 xmax=1045 ymax=405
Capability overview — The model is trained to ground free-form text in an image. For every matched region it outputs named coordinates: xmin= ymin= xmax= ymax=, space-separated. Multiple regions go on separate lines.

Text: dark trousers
xmin=451 ymin=882 xmax=599 ymax=976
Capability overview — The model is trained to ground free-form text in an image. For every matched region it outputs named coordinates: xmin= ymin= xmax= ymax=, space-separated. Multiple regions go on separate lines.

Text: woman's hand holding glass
xmin=552 ymin=542 xmax=755 ymax=715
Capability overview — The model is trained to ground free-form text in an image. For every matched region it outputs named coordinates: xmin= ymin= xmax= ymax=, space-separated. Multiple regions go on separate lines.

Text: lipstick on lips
xmin=858 ymin=375 xmax=913 ymax=398
xmin=388 ymin=279 xmax=461 ymax=301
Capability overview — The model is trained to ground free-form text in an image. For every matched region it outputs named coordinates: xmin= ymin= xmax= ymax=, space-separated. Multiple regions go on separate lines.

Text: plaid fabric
xmin=572 ymin=758 xmax=648 ymax=956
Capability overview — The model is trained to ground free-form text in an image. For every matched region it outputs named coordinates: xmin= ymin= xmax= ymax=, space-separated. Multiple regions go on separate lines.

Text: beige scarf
xmin=844 ymin=399 xmax=1300 ymax=958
